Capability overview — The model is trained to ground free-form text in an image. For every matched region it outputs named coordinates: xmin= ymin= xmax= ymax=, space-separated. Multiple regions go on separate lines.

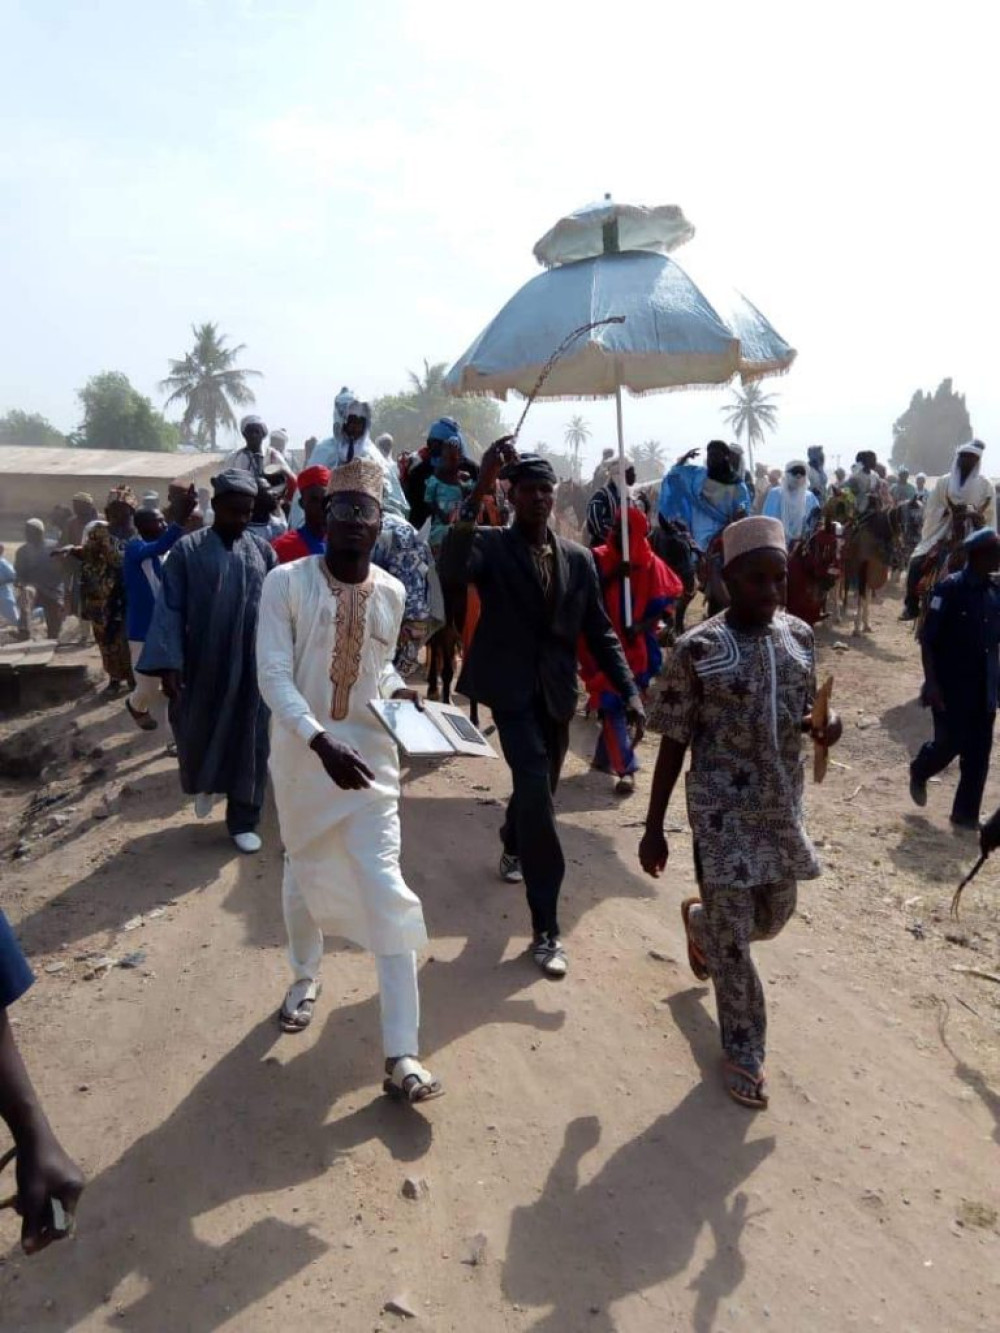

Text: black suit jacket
xmin=440 ymin=523 xmax=637 ymax=722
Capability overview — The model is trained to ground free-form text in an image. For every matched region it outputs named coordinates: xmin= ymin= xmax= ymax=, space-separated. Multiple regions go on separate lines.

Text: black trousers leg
xmin=903 ymin=557 xmax=922 ymax=616
xmin=226 ymin=798 xmax=261 ymax=836
xmin=495 ymin=701 xmax=570 ymax=936
xmin=953 ymin=709 xmax=995 ymax=825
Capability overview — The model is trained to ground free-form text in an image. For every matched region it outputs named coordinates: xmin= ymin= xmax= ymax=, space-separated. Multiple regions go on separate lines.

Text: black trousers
xmin=494 ymin=699 xmax=571 ymax=936
xmin=226 ymin=798 xmax=261 ymax=836
xmin=903 ymin=557 xmax=922 ymax=616
xmin=911 ymin=704 xmax=995 ymax=824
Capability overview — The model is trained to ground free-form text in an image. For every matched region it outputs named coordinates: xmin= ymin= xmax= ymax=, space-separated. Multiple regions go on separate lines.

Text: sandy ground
xmin=0 ymin=585 xmax=998 ymax=1332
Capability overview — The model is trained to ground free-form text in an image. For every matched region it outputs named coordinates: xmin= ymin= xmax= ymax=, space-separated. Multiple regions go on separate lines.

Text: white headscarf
xmin=948 ymin=441 xmax=985 ymax=503
xmin=778 ymin=460 xmax=810 ymax=539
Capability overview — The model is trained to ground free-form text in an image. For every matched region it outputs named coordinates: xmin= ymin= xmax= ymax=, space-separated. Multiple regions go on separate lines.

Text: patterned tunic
xmin=648 ymin=611 xmax=821 ymax=887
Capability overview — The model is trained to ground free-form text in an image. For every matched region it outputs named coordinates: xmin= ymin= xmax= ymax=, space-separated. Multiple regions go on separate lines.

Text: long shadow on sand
xmin=503 ymin=990 xmax=775 ymax=1332
xmin=1 ymin=791 xmax=659 ymax=1331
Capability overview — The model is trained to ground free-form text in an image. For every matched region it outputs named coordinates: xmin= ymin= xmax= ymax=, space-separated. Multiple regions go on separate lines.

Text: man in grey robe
xmin=138 ymin=469 xmax=278 ymax=853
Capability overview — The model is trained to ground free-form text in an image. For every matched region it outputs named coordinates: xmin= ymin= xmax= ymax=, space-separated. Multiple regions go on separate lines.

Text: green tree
xmin=533 ymin=440 xmax=575 ymax=480
xmin=563 ymin=414 xmax=591 ymax=482
xmin=891 ymin=378 xmax=973 ymax=474
xmin=371 ymin=359 xmax=508 ymax=459
xmin=721 ymin=382 xmax=779 ymax=472
xmin=160 ymin=322 xmax=261 ymax=449
xmin=0 ymin=410 xmax=67 ymax=447
xmin=77 ymin=372 xmax=179 ymax=452
xmin=632 ymin=439 xmax=667 ymax=483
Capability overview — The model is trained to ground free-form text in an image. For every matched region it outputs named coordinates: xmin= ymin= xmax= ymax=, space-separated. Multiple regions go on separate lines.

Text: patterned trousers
xmin=689 ymin=879 xmax=798 ymax=1072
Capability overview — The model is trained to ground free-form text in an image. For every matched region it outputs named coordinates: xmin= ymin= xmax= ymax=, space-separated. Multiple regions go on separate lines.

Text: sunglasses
xmin=327 ymin=496 xmax=381 ymax=522
xmin=788 ymin=467 xmax=807 ymax=477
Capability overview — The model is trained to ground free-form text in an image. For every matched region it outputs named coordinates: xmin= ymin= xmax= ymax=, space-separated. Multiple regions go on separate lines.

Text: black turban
xmin=500 ymin=454 xmax=557 ymax=486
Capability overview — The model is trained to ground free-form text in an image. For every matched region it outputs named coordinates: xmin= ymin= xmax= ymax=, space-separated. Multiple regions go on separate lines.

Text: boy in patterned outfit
xmin=639 ymin=516 xmax=841 ymax=1109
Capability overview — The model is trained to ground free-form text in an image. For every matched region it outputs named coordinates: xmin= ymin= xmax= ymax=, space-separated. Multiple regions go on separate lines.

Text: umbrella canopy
xmin=445 ymin=250 xmax=796 ymax=399
xmin=445 ymin=197 xmax=795 ymax=401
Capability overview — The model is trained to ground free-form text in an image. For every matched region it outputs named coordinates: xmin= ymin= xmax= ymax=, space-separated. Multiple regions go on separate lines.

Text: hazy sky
xmin=2 ymin=1 xmax=996 ymax=473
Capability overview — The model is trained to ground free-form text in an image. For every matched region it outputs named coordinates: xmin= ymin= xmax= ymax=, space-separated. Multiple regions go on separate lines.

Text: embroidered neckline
xmin=319 ymin=563 xmax=373 ymax=720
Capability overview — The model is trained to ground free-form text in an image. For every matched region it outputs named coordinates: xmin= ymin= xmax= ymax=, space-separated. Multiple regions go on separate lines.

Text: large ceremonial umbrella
xmin=444 ymin=196 xmax=796 ymax=620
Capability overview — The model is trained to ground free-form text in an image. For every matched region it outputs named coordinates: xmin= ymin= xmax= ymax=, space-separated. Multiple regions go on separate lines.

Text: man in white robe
xmin=256 ymin=457 xmax=442 ymax=1103
xmin=902 ymin=440 xmax=996 ymax=619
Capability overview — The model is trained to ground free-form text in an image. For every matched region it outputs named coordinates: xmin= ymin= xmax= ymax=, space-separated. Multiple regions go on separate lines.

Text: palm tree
xmin=632 ymin=439 xmax=668 ymax=482
xmin=720 ymin=383 xmax=779 ymax=472
xmin=563 ymin=414 xmax=591 ymax=482
xmin=160 ymin=323 xmax=262 ymax=450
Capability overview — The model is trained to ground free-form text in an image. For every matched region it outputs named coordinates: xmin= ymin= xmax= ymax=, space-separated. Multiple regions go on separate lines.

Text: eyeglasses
xmin=327 ymin=496 xmax=381 ymax=522
xmin=788 ymin=467 xmax=807 ymax=477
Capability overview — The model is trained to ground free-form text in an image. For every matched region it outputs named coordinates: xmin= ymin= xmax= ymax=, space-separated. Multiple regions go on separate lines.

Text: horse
xmin=911 ymin=499 xmax=984 ymax=632
xmin=424 ymin=582 xmax=482 ymax=727
xmin=834 ymin=499 xmax=909 ymax=635
xmin=786 ymin=521 xmax=843 ymax=626
xmin=650 ymin=517 xmax=700 ymax=635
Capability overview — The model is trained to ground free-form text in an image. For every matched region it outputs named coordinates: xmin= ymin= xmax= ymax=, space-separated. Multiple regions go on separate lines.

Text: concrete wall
xmin=0 ymin=460 xmax=221 ymax=526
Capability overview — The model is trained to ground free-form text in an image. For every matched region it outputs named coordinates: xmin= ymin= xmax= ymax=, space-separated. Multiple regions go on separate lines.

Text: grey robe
xmin=138 ymin=527 xmax=277 ymax=805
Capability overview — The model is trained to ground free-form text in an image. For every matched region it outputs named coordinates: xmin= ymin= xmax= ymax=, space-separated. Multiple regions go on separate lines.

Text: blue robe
xmin=138 ymin=528 xmax=277 ymax=805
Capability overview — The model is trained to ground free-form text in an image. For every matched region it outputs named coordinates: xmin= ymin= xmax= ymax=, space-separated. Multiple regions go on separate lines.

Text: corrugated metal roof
xmin=0 ymin=447 xmax=228 ymax=477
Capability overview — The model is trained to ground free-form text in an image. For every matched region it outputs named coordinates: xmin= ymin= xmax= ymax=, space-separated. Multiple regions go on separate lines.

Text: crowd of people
xmin=4 ymin=397 xmax=999 ymax=1254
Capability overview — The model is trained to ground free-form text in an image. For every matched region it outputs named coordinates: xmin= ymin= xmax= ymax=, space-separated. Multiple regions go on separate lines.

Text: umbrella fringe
xmin=450 ymin=361 xmax=793 ymax=405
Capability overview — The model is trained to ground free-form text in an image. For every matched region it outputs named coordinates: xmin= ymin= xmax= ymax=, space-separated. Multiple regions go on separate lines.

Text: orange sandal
xmin=680 ymin=897 xmax=710 ymax=981
xmin=724 ymin=1062 xmax=769 ymax=1110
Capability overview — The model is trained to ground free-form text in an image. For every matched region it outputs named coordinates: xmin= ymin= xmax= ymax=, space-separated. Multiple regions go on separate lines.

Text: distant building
xmin=0 ymin=447 xmax=227 ymax=526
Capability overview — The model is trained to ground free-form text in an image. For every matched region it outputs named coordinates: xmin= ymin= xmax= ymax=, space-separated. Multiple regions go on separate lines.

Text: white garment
xmin=224 ymin=444 xmax=297 ymax=483
xmin=282 ymin=863 xmax=419 ymax=1056
xmin=128 ymin=640 xmax=162 ymax=717
xmin=256 ymin=557 xmax=427 ymax=955
xmin=912 ymin=470 xmax=996 ymax=559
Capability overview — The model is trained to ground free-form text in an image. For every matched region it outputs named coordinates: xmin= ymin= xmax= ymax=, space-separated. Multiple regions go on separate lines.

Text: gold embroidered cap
xmin=326 ymin=458 xmax=384 ymax=502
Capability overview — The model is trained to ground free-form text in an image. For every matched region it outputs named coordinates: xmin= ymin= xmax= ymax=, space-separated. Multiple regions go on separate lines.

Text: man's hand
xmin=310 ymin=732 xmax=374 ymax=790
xmin=804 ymin=707 xmax=842 ymax=748
xmin=160 ymin=670 xmax=182 ymax=701
xmin=391 ymin=687 xmax=424 ymax=711
xmin=639 ymin=826 xmax=668 ymax=877
xmin=677 ymin=448 xmax=699 ymax=465
xmin=14 ymin=1124 xmax=85 ymax=1255
xmin=166 ymin=484 xmax=198 ymax=526
xmin=625 ymin=695 xmax=646 ymax=745
xmin=479 ymin=437 xmax=517 ymax=488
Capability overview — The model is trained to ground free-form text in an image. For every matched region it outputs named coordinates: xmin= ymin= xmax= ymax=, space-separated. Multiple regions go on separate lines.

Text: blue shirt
xmin=0 ymin=910 xmax=34 ymax=1009
xmin=0 ymin=556 xmax=17 ymax=625
xmin=123 ymin=524 xmax=184 ymax=641
xmin=922 ymin=567 xmax=1000 ymax=712
xmin=658 ymin=464 xmax=751 ymax=550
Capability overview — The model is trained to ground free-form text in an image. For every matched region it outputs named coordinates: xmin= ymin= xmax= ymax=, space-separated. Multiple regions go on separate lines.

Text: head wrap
xmin=500 ymin=454 xmax=558 ymax=487
xmin=964 ymin=527 xmax=999 ymax=550
xmin=722 ymin=516 xmax=786 ymax=568
xmin=72 ymin=491 xmax=94 ymax=507
xmin=957 ymin=439 xmax=986 ymax=458
xmin=297 ymin=464 xmax=332 ymax=493
xmin=332 ymin=386 xmax=355 ymax=440
xmin=240 ymin=414 xmax=267 ymax=437
xmin=83 ymin=519 xmax=108 ymax=539
xmin=25 ymin=518 xmax=45 ymax=535
xmin=427 ymin=417 xmax=463 ymax=446
xmin=327 ymin=458 xmax=384 ymax=502
xmin=211 ymin=468 xmax=259 ymax=499
xmin=107 ymin=484 xmax=137 ymax=510
xmin=375 ymin=432 xmax=394 ymax=458
xmin=916 ymin=472 xmax=926 ymax=483
xmin=269 ymin=427 xmax=289 ymax=449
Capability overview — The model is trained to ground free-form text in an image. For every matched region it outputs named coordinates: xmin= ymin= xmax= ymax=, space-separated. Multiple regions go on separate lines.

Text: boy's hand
xmin=639 ymin=826 xmax=668 ymax=877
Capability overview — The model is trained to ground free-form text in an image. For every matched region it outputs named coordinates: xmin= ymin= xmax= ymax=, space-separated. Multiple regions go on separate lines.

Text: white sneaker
xmin=193 ymin=793 xmax=215 ymax=819
xmin=233 ymin=831 xmax=262 ymax=854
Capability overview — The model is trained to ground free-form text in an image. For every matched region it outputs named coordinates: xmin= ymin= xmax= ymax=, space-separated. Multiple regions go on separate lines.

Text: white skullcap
xmin=269 ymin=427 xmax=289 ymax=446
xmin=722 ymin=516 xmax=786 ymax=568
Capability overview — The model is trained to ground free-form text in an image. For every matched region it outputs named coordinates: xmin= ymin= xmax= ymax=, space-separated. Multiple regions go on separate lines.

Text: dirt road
xmin=1 ymin=587 xmax=998 ymax=1331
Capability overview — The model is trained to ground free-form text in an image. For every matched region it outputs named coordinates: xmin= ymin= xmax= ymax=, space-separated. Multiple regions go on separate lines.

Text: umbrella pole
xmin=615 ymin=385 xmax=633 ymax=628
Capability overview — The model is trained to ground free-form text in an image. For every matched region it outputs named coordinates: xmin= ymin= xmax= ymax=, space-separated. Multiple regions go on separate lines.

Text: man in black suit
xmin=441 ymin=444 xmax=643 ymax=978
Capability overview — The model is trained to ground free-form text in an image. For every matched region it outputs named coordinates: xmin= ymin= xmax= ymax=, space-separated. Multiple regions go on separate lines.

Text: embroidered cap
xmin=722 ymin=516 xmax=787 ymax=569
xmin=326 ymin=458 xmax=384 ymax=502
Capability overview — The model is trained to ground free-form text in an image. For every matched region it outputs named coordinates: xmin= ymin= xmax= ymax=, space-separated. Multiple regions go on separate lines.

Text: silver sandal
xmin=278 ymin=978 xmax=321 ymax=1033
